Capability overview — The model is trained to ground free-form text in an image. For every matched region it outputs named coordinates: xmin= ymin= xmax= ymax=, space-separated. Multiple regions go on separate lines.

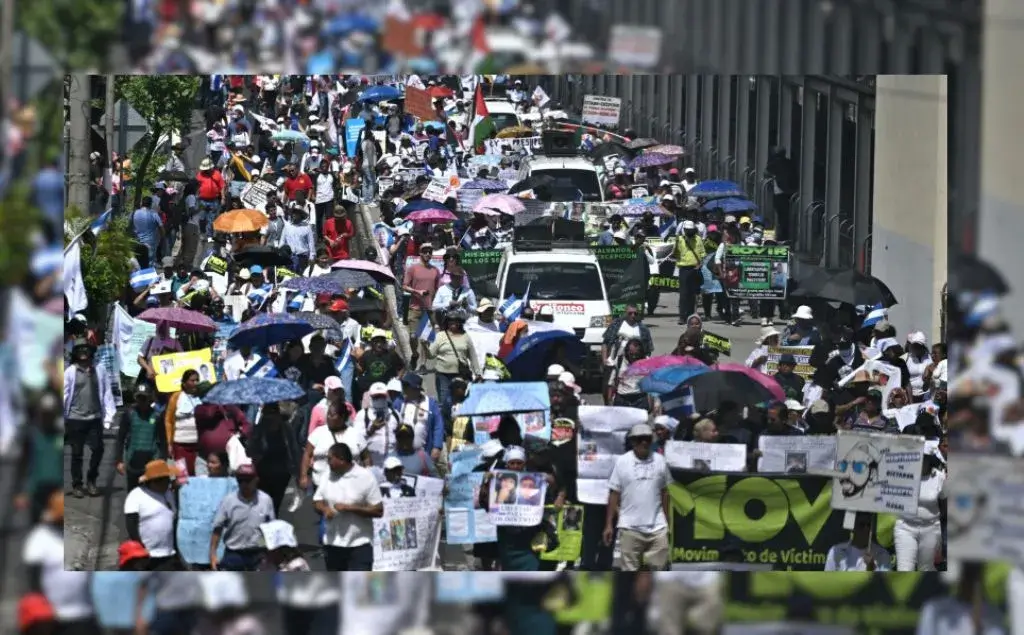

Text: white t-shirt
xmin=358 ymin=408 xmax=402 ymax=466
xmin=823 ymin=541 xmax=893 ymax=571
xmin=124 ymin=486 xmax=177 ymax=558
xmin=901 ymin=469 xmax=947 ymax=526
xmin=655 ymin=571 xmax=722 ymax=588
xmin=608 ymin=321 xmax=641 ymax=366
xmin=608 ymin=450 xmax=671 ymax=534
xmin=223 ymin=352 xmax=263 ymax=381
xmin=23 ymin=525 xmax=94 ymax=620
xmin=277 ymin=572 xmax=341 ymax=608
xmin=307 ymin=425 xmax=367 ymax=486
xmin=313 ymin=465 xmax=383 ymax=548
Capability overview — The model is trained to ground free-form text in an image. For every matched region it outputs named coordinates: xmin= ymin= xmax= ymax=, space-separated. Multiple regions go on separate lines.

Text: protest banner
xmin=831 ymin=430 xmax=924 ymax=515
xmin=668 ymin=471 xmax=897 ymax=570
xmin=608 ymin=25 xmax=663 ymax=68
xmin=469 ymin=411 xmax=550 ymax=446
xmin=722 ymin=566 xmax=1012 ymax=635
xmin=458 ymin=248 xmax=503 ymax=298
xmin=444 ymin=450 xmax=497 ymax=544
xmin=423 ymin=177 xmax=456 ymax=203
xmin=649 ymin=274 xmax=680 ymax=291
xmin=764 ymin=345 xmax=815 ymax=378
xmin=593 ymin=245 xmax=649 ymax=316
xmin=540 ymin=505 xmax=584 ymax=562
xmin=177 ymin=477 xmax=238 ymax=565
xmin=404 ymin=85 xmax=437 ymax=121
xmin=372 ymin=494 xmax=443 ymax=570
xmin=580 ymin=95 xmax=622 ymax=127
xmin=723 ymin=245 xmax=790 ymax=300
xmin=94 ymin=344 xmax=123 ymax=407
xmin=239 ymin=180 xmax=276 ymax=212
xmin=382 ymin=17 xmax=422 ymax=56
xmin=493 ymin=136 xmax=542 ymax=154
xmin=435 ymin=572 xmax=505 ymax=603
xmin=401 ymin=474 xmax=445 ymax=499
xmin=456 ymin=186 xmax=485 ymax=215
xmin=702 ymin=331 xmax=732 ymax=356
xmin=947 ymin=453 xmax=1024 ymax=565
xmin=577 ymin=405 xmax=648 ymax=504
xmin=92 ymin=573 xmax=156 ymax=629
xmin=487 ymin=470 xmax=547 ymax=526
xmin=112 ymin=303 xmax=153 ymax=379
xmin=757 ymin=435 xmax=837 ymax=474
xmin=344 ymin=118 xmax=366 ymax=157
xmin=665 ymin=441 xmax=748 ymax=472
xmin=8 ymin=290 xmax=64 ymax=390
xmin=152 ymin=348 xmax=216 ymax=393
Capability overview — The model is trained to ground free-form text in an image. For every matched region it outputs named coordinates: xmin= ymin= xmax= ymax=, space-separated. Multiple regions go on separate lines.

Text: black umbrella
xmin=789 ymin=268 xmax=898 ymax=308
xmin=948 ymin=253 xmax=1010 ymax=295
xmin=508 ymin=174 xmax=556 ymax=195
xmin=233 ymin=246 xmax=293 ymax=269
xmin=685 ymin=370 xmax=781 ymax=411
xmin=322 ymin=269 xmax=379 ymax=290
xmin=625 ymin=137 xmax=659 ymax=150
xmin=294 ymin=312 xmax=340 ymax=331
xmin=587 ymin=141 xmax=633 ymax=161
xmin=158 ymin=169 xmax=190 ymax=181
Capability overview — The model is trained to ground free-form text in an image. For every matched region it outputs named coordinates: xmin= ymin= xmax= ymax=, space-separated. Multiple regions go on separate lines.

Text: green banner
xmin=723 ymin=245 xmax=790 ymax=300
xmin=702 ymin=331 xmax=732 ymax=356
xmin=458 ymin=249 xmax=504 ymax=298
xmin=669 ymin=471 xmax=898 ymax=570
xmin=649 ymin=275 xmax=679 ymax=291
xmin=541 ymin=505 xmax=584 ymax=562
xmin=592 ymin=246 xmax=649 ymax=316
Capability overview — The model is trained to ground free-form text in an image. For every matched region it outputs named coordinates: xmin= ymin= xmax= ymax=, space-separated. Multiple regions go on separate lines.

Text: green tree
xmin=65 ymin=210 xmax=137 ymax=321
xmin=0 ymin=184 xmax=42 ymax=287
xmin=17 ymin=0 xmax=123 ymax=71
xmin=117 ymin=76 xmax=200 ymax=209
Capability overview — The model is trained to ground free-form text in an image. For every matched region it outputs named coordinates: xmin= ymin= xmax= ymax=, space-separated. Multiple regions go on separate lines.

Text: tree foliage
xmin=0 ymin=185 xmax=42 ymax=286
xmin=117 ymin=76 xmax=200 ymax=208
xmin=64 ymin=210 xmax=137 ymax=320
xmin=18 ymin=0 xmax=123 ymax=71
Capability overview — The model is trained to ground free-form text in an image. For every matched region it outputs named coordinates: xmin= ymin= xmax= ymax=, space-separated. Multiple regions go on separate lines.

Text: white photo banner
xmin=947 ymin=453 xmax=1024 ymax=566
xmin=487 ymin=471 xmax=547 ymax=527
xmin=837 ymin=359 xmax=902 ymax=406
xmin=580 ymin=95 xmax=622 ymax=127
xmin=757 ymin=435 xmax=837 ymax=474
xmin=831 ymin=430 xmax=924 ymax=514
xmin=372 ymin=494 xmax=443 ymax=571
xmin=664 ymin=441 xmax=747 ymax=473
xmin=239 ymin=180 xmax=276 ymax=212
xmin=576 ymin=405 xmax=648 ymax=504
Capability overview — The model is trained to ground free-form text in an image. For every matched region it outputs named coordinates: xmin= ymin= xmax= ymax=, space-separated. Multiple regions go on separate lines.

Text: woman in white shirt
xmin=894 ymin=451 xmax=946 ymax=571
xmin=124 ymin=460 xmax=179 ymax=570
xmin=904 ymin=331 xmax=933 ymax=401
xmin=745 ymin=326 xmax=781 ymax=374
xmin=313 ymin=159 xmax=337 ymax=234
xmin=171 ymin=369 xmax=203 ymax=475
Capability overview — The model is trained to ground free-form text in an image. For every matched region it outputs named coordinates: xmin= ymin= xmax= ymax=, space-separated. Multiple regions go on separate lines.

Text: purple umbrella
xmin=624 ymin=355 xmax=706 ymax=379
xmin=137 ymin=307 xmax=218 ymax=333
xmin=406 ymin=209 xmax=458 ymax=224
xmin=461 ymin=179 xmax=508 ymax=191
xmin=626 ymin=153 xmax=676 ymax=170
xmin=330 ymin=258 xmax=397 ymax=283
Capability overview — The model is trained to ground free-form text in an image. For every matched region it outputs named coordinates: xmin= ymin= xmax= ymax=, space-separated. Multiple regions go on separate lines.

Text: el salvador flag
xmin=335 ymin=340 xmax=354 ymax=372
xmin=248 ymin=287 xmax=270 ymax=310
xmin=499 ymin=282 xmax=531 ymax=323
xmin=415 ymin=312 xmax=436 ymax=343
xmin=130 ymin=268 xmax=160 ymax=290
xmin=659 ymin=220 xmax=677 ymax=240
xmin=90 ymin=209 xmax=112 ymax=235
xmin=661 ymin=386 xmax=696 ymax=419
xmin=31 ymin=246 xmax=64 ymax=277
xmin=246 ymin=358 xmax=278 ymax=378
xmin=860 ymin=303 xmax=887 ymax=329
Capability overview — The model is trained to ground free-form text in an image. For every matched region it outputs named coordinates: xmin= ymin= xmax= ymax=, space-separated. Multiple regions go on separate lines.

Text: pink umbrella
xmin=714 ymin=362 xmax=786 ymax=402
xmin=330 ymin=258 xmax=397 ymax=283
xmin=406 ymin=209 xmax=458 ymax=224
xmin=623 ymin=355 xmax=705 ymax=378
xmin=137 ymin=307 xmax=218 ymax=333
xmin=474 ymin=193 xmax=526 ymax=215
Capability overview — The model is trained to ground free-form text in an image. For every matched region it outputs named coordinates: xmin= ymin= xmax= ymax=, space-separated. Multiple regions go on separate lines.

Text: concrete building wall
xmin=978 ymin=0 xmax=1024 ymax=335
xmin=870 ymin=76 xmax=948 ymax=343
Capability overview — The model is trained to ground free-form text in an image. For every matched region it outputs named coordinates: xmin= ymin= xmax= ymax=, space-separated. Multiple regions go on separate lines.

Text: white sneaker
xmin=761 ymin=317 xmax=768 ymax=326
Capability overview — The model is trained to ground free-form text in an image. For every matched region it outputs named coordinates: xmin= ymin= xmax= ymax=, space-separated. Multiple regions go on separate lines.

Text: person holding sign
xmin=893 ymin=449 xmax=946 ymax=571
xmin=823 ymin=512 xmax=891 ymax=571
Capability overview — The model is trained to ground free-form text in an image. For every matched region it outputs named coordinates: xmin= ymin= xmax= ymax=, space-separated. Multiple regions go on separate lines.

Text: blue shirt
xmin=32 ymin=167 xmax=65 ymax=225
xmin=132 ymin=207 xmax=163 ymax=247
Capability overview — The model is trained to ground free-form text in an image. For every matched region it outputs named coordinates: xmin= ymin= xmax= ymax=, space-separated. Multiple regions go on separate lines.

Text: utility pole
xmin=67 ymin=71 xmax=92 ymax=214
xmin=104 ymin=75 xmax=115 ymax=194
xmin=0 ymin=0 xmax=15 ymax=180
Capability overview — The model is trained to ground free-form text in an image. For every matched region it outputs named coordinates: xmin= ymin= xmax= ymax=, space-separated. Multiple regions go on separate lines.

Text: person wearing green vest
xmin=14 ymin=393 xmax=64 ymax=522
xmin=551 ymin=573 xmax=614 ymax=632
xmin=674 ymin=219 xmax=706 ymax=325
xmin=114 ymin=382 xmax=168 ymax=492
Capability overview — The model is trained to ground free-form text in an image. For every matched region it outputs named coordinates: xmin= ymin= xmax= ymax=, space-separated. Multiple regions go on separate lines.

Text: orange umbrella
xmin=213 ymin=208 xmax=269 ymax=234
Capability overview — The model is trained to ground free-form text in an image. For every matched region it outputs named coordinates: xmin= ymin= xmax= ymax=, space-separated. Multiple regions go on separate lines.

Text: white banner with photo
xmin=946 ymin=453 xmax=1024 ymax=566
xmin=487 ymin=471 xmax=547 ymax=527
xmin=665 ymin=441 xmax=747 ymax=472
xmin=831 ymin=430 xmax=924 ymax=514
xmin=372 ymin=494 xmax=443 ymax=571
xmin=757 ymin=435 xmax=837 ymax=474
xmin=576 ymin=405 xmax=648 ymax=504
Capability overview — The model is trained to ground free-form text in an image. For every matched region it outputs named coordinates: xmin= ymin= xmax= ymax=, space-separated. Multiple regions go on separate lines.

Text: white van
xmin=519 ymin=155 xmax=606 ymax=202
xmin=484 ymin=99 xmax=523 ymax=133
xmin=497 ymin=248 xmax=613 ymax=384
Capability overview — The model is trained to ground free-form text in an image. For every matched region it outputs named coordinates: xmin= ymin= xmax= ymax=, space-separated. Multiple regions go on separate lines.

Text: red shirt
xmin=196 ymin=171 xmax=225 ymax=200
xmin=323 ymin=217 xmax=354 ymax=261
xmin=403 ymin=262 xmax=440 ymax=310
xmin=284 ymin=173 xmax=313 ymax=201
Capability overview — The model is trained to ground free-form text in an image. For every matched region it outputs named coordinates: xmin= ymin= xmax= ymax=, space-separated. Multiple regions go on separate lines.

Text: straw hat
xmin=139 ymin=460 xmax=175 ymax=483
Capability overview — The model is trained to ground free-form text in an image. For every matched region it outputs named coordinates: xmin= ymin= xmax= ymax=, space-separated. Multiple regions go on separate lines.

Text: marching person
xmin=209 ymin=464 xmax=276 ymax=571
xmin=63 ymin=340 xmax=117 ymax=498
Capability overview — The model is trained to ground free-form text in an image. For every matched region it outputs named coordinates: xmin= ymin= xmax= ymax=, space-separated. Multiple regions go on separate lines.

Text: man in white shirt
xmin=605 ymin=423 xmax=672 ymax=571
xmin=653 ymin=572 xmax=724 ymax=635
xmin=432 ymin=268 xmax=477 ymax=315
xmin=465 ymin=298 xmax=500 ymax=332
xmin=312 ymin=443 xmax=384 ymax=571
xmin=823 ymin=512 xmax=892 ymax=571
xmin=223 ymin=345 xmax=263 ymax=381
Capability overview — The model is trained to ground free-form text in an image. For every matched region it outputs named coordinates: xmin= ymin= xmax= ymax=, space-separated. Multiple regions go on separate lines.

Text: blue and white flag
xmin=860 ymin=303 xmax=887 ymax=329
xmin=287 ymin=292 xmax=306 ymax=311
xmin=661 ymin=386 xmax=696 ymax=419
xmin=415 ymin=312 xmax=436 ymax=343
xmin=31 ymin=246 xmax=63 ymax=277
xmin=659 ymin=220 xmax=677 ymax=240
xmin=130 ymin=268 xmax=161 ymax=291
xmin=335 ymin=340 xmax=354 ymax=372
xmin=499 ymin=282 xmax=531 ymax=323
xmin=90 ymin=209 xmax=113 ymax=235
xmin=245 ymin=358 xmax=279 ymax=378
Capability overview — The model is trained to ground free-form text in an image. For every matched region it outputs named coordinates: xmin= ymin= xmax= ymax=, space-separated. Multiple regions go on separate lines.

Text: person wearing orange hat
xmin=118 ymin=540 xmax=150 ymax=570
xmin=124 ymin=460 xmax=179 ymax=570
xmin=18 ymin=593 xmax=55 ymax=635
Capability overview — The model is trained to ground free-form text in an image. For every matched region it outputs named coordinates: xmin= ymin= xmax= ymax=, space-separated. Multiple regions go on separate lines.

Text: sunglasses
xmin=837 ymin=460 xmax=870 ymax=474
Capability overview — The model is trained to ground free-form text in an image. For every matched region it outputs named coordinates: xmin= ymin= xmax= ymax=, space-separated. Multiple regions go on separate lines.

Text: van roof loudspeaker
xmin=541 ymin=130 xmax=576 ymax=157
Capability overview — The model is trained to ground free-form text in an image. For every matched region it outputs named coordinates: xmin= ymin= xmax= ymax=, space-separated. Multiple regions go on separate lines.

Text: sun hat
xmin=558 ymin=371 xmax=581 ymax=393
xmin=199 ymin=157 xmax=214 ymax=170
xmin=546 ymin=364 xmax=565 ymax=378
xmin=505 ymin=446 xmax=527 ymax=462
xmin=476 ymin=298 xmax=495 ymax=313
xmin=118 ymin=540 xmax=150 ymax=567
xmin=628 ymin=423 xmax=655 ymax=438
xmin=383 ymin=456 xmax=403 ymax=471
xmin=139 ymin=460 xmax=174 ymax=483
xmin=237 ymin=268 xmax=251 ymax=281
xmin=785 ymin=399 xmax=805 ymax=411
xmin=324 ymin=376 xmax=342 ymax=391
xmin=757 ymin=326 xmax=781 ymax=343
xmin=792 ymin=305 xmax=814 ymax=320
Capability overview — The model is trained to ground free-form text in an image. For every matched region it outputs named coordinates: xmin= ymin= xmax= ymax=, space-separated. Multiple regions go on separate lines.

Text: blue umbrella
xmin=358 ymin=85 xmax=402 ymax=103
xmin=504 ymin=329 xmax=587 ymax=381
xmin=461 ymin=179 xmax=508 ymax=191
xmin=640 ymin=364 xmax=712 ymax=395
xmin=228 ymin=313 xmax=316 ymax=349
xmin=399 ymin=199 xmax=450 ymax=215
xmin=282 ymin=270 xmax=376 ymax=294
xmin=324 ymin=14 xmax=378 ymax=36
xmin=423 ymin=120 xmax=447 ymax=132
xmin=689 ymin=180 xmax=746 ymax=200
xmin=459 ymin=381 xmax=550 ymax=417
xmin=701 ymin=197 xmax=757 ymax=213
xmin=203 ymin=377 xmax=306 ymax=406
xmin=271 ymin=129 xmax=310 ymax=145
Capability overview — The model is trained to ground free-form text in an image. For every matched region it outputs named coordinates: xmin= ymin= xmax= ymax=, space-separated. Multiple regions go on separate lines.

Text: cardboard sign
xmin=608 ymin=25 xmax=663 ymax=68
xmin=152 ymin=348 xmax=216 ymax=393
xmin=581 ymin=95 xmax=622 ymax=127
xmin=239 ymin=180 xmax=276 ymax=212
xmin=831 ymin=430 xmax=924 ymax=515
xmin=382 ymin=17 xmax=422 ymax=56
xmin=404 ymin=85 xmax=437 ymax=122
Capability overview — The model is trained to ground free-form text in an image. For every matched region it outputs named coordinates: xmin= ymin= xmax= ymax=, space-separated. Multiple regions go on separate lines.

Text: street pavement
xmin=60 ymin=291 xmax=766 ymax=571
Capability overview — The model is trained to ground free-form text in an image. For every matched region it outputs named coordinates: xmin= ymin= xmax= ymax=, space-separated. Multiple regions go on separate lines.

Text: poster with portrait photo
xmin=831 ymin=430 xmax=924 ymax=514
xmin=757 ymin=435 xmax=837 ymax=473
xmin=488 ymin=470 xmax=547 ymax=527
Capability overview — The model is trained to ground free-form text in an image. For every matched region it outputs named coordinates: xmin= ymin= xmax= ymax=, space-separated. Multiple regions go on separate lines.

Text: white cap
xmin=538 ymin=305 xmax=554 ymax=317
xmin=480 ymin=440 xmax=504 ymax=458
xmin=614 ymin=166 xmax=625 ymax=175
xmin=308 ymin=114 xmax=320 ymax=122
xmin=558 ymin=371 xmax=580 ymax=393
xmin=370 ymin=328 xmax=388 ymax=340
xmin=383 ymin=456 xmax=403 ymax=470
xmin=368 ymin=382 xmax=389 ymax=397
xmin=793 ymin=305 xmax=814 ymax=320
xmin=659 ymin=180 xmax=671 ymax=187
xmin=193 ymin=279 xmax=211 ymax=292
xmin=628 ymin=423 xmax=654 ymax=438
xmin=681 ymin=220 xmax=696 ymax=230
xmin=653 ymin=415 xmax=679 ymax=430
xmin=907 ymin=331 xmax=927 ymax=345
xmin=684 ymin=167 xmax=696 ymax=173
xmin=785 ymin=399 xmax=805 ymax=411
xmin=877 ymin=337 xmax=900 ymax=352
xmin=661 ymin=194 xmax=675 ymax=202
xmin=310 ymin=139 xmax=320 ymax=148
xmin=546 ymin=364 xmax=565 ymax=377
xmin=386 ymin=378 xmax=403 ymax=393
xmin=724 ymin=215 xmax=737 ymax=223
xmin=504 ymin=446 xmax=527 ymax=462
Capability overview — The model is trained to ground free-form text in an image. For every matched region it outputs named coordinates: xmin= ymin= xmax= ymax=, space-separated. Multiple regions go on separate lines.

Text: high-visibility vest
xmin=552 ymin=573 xmax=613 ymax=625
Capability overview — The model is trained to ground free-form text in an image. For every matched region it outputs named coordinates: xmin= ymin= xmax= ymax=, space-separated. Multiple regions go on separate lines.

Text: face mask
xmin=371 ymin=397 xmax=388 ymax=412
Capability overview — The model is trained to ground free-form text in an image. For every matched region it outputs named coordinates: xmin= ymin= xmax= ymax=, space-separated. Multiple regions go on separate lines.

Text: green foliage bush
xmin=65 ymin=209 xmax=137 ymax=320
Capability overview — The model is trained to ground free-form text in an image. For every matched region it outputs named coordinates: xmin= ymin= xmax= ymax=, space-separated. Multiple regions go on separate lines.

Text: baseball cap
xmin=681 ymin=220 xmax=696 ymax=230
xmin=118 ymin=540 xmax=150 ymax=567
xmin=250 ymin=265 xmax=264 ymax=275
xmin=383 ymin=456 xmax=403 ymax=470
xmin=628 ymin=423 xmax=654 ymax=438
xmin=739 ymin=216 xmax=751 ymax=225
xmin=724 ymin=214 xmax=737 ymax=223
xmin=402 ymin=372 xmax=423 ymax=389
xmin=329 ymin=299 xmax=349 ymax=312
xmin=368 ymin=382 xmax=389 ymax=397
xmin=386 ymin=378 xmax=403 ymax=393
xmin=547 ymin=364 xmax=565 ymax=377
xmin=324 ymin=376 xmax=343 ymax=391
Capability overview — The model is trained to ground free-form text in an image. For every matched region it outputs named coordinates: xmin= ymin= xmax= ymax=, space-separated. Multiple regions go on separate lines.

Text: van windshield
xmin=505 ymin=262 xmax=604 ymax=301
xmin=531 ymin=169 xmax=603 ymax=202
xmin=491 ymin=113 xmax=520 ymax=132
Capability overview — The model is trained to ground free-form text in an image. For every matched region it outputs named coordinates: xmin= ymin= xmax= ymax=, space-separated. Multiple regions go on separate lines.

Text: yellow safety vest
xmin=552 ymin=573 xmax=613 ymax=625
xmin=674 ymin=234 xmax=706 ymax=267
xmin=484 ymin=354 xmax=510 ymax=379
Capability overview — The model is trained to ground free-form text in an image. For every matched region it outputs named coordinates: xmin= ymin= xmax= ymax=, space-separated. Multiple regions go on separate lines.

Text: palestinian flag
xmin=469 ymin=84 xmax=495 ymax=154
